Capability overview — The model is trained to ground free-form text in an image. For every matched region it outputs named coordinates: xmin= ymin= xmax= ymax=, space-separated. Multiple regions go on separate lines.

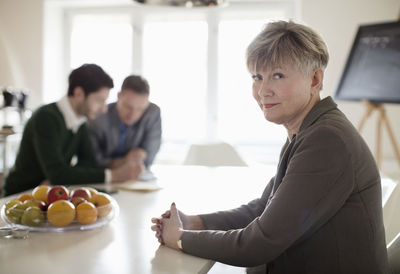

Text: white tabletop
xmin=0 ymin=164 xmax=274 ymax=274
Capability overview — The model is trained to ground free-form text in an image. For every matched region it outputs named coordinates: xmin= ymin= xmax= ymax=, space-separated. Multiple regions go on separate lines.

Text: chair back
xmin=383 ymin=180 xmax=400 ymax=244
xmin=388 ymin=233 xmax=400 ymax=274
xmin=183 ymin=142 xmax=247 ymax=167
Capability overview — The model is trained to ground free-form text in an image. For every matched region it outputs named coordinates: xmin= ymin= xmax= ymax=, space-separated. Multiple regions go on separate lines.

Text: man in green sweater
xmin=2 ymin=64 xmax=143 ymax=196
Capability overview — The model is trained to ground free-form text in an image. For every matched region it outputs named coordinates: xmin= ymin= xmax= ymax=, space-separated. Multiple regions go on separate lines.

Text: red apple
xmin=47 ymin=185 xmax=69 ymax=205
xmin=69 ymin=196 xmax=85 ymax=208
xmin=70 ymin=188 xmax=91 ymax=200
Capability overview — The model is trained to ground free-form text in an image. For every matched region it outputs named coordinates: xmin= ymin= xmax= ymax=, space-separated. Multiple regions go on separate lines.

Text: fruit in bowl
xmin=85 ymin=187 xmax=98 ymax=197
xmin=76 ymin=202 xmax=98 ymax=225
xmin=5 ymin=199 xmax=22 ymax=209
xmin=46 ymin=200 xmax=76 ymax=227
xmin=23 ymin=199 xmax=47 ymax=211
xmin=21 ymin=206 xmax=45 ymax=226
xmin=69 ymin=196 xmax=86 ymax=208
xmin=90 ymin=193 xmax=112 ymax=218
xmin=2 ymin=185 xmax=116 ymax=230
xmin=17 ymin=193 xmax=33 ymax=202
xmin=32 ymin=185 xmax=51 ymax=203
xmin=47 ymin=185 xmax=69 ymax=205
xmin=5 ymin=203 xmax=28 ymax=224
xmin=70 ymin=188 xmax=91 ymax=200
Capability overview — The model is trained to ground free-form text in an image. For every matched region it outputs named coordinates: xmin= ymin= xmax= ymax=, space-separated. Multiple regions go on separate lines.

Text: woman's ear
xmin=311 ymin=68 xmax=324 ymax=92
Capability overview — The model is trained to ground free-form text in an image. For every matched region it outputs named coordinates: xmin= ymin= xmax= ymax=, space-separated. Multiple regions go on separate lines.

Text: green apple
xmin=21 ymin=207 xmax=45 ymax=226
xmin=5 ymin=203 xmax=27 ymax=224
xmin=5 ymin=199 xmax=22 ymax=209
xmin=23 ymin=199 xmax=46 ymax=211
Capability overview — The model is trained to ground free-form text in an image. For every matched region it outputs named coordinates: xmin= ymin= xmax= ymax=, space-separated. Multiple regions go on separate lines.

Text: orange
xmin=84 ymin=187 xmax=98 ymax=197
xmin=89 ymin=193 xmax=112 ymax=217
xmin=32 ymin=185 xmax=51 ymax=204
xmin=76 ymin=202 xmax=97 ymax=225
xmin=17 ymin=193 xmax=33 ymax=202
xmin=47 ymin=200 xmax=76 ymax=227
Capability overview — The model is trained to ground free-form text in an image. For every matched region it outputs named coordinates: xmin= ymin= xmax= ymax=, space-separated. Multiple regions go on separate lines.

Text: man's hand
xmin=109 ymin=148 xmax=146 ymax=169
xmin=126 ymin=148 xmax=147 ymax=163
xmin=40 ymin=179 xmax=50 ymax=185
xmin=109 ymin=158 xmax=126 ymax=169
xmin=111 ymin=160 xmax=144 ymax=182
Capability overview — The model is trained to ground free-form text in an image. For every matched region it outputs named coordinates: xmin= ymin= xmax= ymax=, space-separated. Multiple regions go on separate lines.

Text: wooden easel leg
xmin=358 ymin=102 xmax=400 ymax=169
xmin=380 ymin=109 xmax=400 ymax=168
xmin=358 ymin=101 xmax=375 ymax=132
xmin=376 ymin=111 xmax=383 ymax=168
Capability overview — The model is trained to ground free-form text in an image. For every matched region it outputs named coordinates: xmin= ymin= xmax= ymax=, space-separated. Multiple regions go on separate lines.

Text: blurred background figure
xmin=89 ymin=75 xmax=162 ymax=173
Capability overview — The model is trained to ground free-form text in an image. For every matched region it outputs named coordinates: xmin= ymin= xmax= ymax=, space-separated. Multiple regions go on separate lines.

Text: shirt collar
xmin=56 ymin=96 xmax=87 ymax=133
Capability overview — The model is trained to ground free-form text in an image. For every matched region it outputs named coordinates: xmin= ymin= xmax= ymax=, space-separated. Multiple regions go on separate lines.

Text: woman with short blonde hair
xmin=152 ymin=21 xmax=389 ymax=274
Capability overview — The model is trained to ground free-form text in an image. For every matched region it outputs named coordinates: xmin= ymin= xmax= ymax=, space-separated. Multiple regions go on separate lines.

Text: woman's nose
xmin=258 ymin=80 xmax=273 ymax=97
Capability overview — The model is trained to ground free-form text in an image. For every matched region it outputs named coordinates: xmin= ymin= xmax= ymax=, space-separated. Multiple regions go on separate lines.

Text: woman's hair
xmin=246 ymin=21 xmax=329 ymax=76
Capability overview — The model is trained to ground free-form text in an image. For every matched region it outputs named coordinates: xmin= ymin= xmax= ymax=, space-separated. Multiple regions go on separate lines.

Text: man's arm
xmin=88 ymin=116 xmax=113 ymax=168
xmin=76 ymin=123 xmax=99 ymax=167
xmin=33 ymin=111 xmax=105 ymax=185
xmin=140 ymin=105 xmax=162 ymax=168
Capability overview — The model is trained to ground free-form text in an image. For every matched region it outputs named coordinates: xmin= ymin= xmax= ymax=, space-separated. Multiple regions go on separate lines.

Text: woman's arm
xmin=180 ymin=127 xmax=354 ymax=267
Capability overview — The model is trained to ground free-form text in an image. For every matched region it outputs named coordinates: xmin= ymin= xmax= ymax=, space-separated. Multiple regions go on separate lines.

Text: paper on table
xmin=139 ymin=170 xmax=157 ymax=181
xmin=114 ymin=180 xmax=162 ymax=192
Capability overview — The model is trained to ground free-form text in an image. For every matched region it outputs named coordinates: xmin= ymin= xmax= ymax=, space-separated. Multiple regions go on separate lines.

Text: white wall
xmin=0 ymin=0 xmax=44 ymax=109
xmin=301 ymin=0 xmax=400 ymax=171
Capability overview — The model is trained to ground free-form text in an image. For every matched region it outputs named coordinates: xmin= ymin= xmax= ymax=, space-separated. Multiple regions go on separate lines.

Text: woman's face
xmin=251 ymin=63 xmax=321 ymax=133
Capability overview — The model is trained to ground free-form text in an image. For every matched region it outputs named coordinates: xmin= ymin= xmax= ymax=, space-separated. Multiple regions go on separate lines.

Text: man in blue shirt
xmin=89 ymin=75 xmax=162 ymax=171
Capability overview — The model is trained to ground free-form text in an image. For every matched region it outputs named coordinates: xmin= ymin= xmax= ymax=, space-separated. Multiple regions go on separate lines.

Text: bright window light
xmin=143 ymin=21 xmax=208 ymax=142
xmin=218 ymin=19 xmax=287 ymax=162
xmin=65 ymin=6 xmax=293 ymax=165
xmin=70 ymin=14 xmax=133 ymax=102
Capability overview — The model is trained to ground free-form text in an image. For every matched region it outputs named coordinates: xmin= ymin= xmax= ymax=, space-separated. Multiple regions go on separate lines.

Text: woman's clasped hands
xmin=151 ymin=203 xmax=205 ymax=251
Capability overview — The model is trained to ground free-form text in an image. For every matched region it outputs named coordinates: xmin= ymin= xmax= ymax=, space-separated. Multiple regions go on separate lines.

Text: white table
xmin=0 ymin=165 xmax=274 ymax=274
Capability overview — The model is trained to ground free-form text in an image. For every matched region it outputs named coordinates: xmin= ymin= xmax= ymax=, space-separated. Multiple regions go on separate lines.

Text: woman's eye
xmin=273 ymin=73 xmax=283 ymax=79
xmin=252 ymin=74 xmax=262 ymax=81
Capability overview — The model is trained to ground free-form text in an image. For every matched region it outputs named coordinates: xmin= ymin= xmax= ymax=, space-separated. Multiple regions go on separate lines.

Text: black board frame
xmin=335 ymin=21 xmax=400 ymax=104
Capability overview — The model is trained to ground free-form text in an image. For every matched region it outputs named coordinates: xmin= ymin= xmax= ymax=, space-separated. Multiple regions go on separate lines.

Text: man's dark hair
xmin=121 ymin=75 xmax=150 ymax=95
xmin=67 ymin=64 xmax=114 ymax=97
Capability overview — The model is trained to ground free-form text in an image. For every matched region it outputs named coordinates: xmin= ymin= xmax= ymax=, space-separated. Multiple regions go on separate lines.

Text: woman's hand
xmin=160 ymin=203 xmax=184 ymax=250
xmin=151 ymin=203 xmax=206 ymax=247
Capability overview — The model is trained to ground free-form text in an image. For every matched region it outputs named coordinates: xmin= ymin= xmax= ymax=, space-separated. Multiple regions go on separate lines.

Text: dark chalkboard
xmin=335 ymin=21 xmax=400 ymax=103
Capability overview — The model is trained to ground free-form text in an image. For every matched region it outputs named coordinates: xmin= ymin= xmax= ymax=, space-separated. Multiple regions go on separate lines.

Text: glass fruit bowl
xmin=1 ymin=194 xmax=119 ymax=232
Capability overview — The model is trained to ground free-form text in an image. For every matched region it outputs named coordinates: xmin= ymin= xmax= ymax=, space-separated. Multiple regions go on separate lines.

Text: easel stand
xmin=358 ymin=101 xmax=400 ymax=169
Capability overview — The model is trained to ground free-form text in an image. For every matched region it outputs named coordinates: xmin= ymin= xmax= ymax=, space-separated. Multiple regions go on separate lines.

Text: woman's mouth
xmin=263 ymin=103 xmax=278 ymax=109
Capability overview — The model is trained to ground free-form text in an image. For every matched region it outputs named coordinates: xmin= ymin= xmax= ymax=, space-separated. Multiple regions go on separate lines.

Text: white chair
xmin=388 ymin=232 xmax=400 ymax=274
xmin=383 ymin=179 xmax=400 ymax=245
xmin=183 ymin=142 xmax=247 ymax=167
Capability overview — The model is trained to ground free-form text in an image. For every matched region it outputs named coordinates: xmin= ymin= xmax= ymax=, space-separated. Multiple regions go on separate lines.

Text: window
xmin=70 ymin=14 xmax=133 ymax=102
xmin=143 ymin=21 xmax=208 ymax=141
xmin=51 ymin=3 xmax=295 ymax=165
xmin=218 ymin=19 xmax=287 ymax=162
